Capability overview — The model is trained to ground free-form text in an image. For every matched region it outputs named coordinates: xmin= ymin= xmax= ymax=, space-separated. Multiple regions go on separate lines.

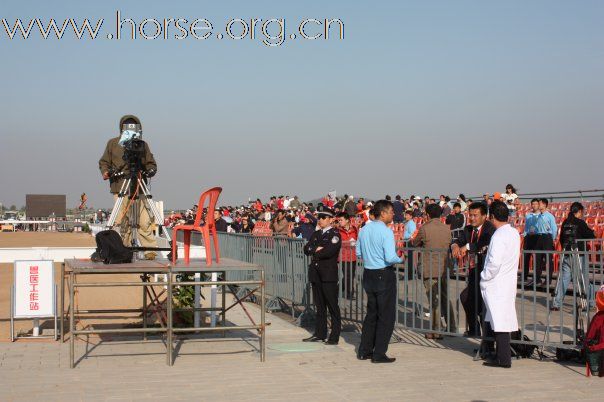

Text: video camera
xmin=561 ymin=222 xmax=578 ymax=249
xmin=118 ymin=123 xmax=155 ymax=179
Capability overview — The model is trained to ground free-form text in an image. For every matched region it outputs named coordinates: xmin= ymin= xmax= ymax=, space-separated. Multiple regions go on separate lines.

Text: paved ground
xmin=1 ymin=233 xmax=604 ymax=401
xmin=1 ymin=291 xmax=604 ymax=402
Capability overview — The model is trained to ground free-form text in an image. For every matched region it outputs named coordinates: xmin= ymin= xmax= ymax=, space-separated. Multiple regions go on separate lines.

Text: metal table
xmin=170 ymin=259 xmax=266 ymax=364
xmin=62 ymin=258 xmax=265 ymax=368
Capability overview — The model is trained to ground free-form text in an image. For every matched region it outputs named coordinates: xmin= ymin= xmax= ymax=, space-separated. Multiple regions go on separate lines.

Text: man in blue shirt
xmin=524 ymin=198 xmax=558 ymax=287
xmin=356 ymin=200 xmax=403 ymax=363
xmin=522 ymin=199 xmax=541 ymax=281
xmin=403 ymin=210 xmax=416 ymax=241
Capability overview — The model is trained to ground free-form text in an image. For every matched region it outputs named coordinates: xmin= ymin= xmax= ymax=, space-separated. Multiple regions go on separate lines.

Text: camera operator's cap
xmin=119 ymin=115 xmax=142 ymax=133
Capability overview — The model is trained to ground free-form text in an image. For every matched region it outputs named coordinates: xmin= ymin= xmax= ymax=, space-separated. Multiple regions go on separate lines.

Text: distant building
xmin=26 ymin=194 xmax=66 ymax=220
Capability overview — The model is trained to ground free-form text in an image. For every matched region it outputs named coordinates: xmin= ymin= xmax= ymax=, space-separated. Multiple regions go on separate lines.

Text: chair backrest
xmin=193 ymin=187 xmax=223 ymax=228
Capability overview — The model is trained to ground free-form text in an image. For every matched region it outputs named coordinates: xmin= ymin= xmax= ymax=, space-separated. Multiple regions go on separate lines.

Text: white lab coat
xmin=480 ymin=224 xmax=520 ymax=332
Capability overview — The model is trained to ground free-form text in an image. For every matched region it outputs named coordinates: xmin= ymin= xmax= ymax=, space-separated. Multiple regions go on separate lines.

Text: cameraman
xmin=551 ymin=202 xmax=595 ymax=310
xmin=99 ymin=115 xmax=158 ymax=260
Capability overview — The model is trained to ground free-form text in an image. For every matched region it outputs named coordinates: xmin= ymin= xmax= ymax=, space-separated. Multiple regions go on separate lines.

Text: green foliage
xmin=172 ymin=273 xmax=209 ymax=326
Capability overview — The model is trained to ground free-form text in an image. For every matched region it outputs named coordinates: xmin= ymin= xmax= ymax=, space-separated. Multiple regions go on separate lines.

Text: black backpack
xmin=92 ymin=230 xmax=133 ymax=264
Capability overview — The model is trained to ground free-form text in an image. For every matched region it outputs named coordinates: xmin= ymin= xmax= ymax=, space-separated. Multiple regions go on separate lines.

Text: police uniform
xmin=303 ymin=208 xmax=342 ymax=344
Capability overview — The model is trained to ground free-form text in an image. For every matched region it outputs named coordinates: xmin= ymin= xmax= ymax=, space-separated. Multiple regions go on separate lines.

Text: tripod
xmin=106 ymin=173 xmax=171 ymax=257
xmin=543 ymin=244 xmax=588 ymax=349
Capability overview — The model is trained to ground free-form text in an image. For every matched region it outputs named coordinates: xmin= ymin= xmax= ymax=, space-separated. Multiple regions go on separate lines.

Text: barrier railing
xmin=213 ymin=232 xmax=604 ymax=351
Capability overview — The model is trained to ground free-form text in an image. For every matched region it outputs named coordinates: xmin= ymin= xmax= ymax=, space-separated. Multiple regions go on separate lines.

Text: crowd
xmin=161 ymin=186 xmax=604 ymax=370
xmin=163 ymin=184 xmax=522 ymax=238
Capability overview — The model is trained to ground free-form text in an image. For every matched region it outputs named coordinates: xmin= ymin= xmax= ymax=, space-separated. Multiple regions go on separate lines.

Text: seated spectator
xmin=457 ymin=194 xmax=468 ymax=211
xmin=441 ymin=196 xmax=451 ymax=217
xmin=446 ymin=202 xmax=466 ymax=234
xmin=240 ymin=216 xmax=255 ymax=234
xmin=501 ymin=184 xmax=519 ymax=217
xmin=411 ymin=202 xmax=423 ymax=218
xmin=403 ymin=210 xmax=416 ymax=241
xmin=271 ymin=209 xmax=290 ymax=236
xmin=293 ymin=213 xmax=317 ymax=240
xmin=393 ymin=195 xmax=405 ymax=223
xmin=214 ymin=209 xmax=228 ymax=232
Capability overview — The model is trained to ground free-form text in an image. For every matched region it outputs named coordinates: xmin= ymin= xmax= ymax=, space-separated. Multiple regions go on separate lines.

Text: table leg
xmin=261 ymin=269 xmax=266 ymax=362
xmin=60 ymin=263 xmax=65 ymax=343
xmin=143 ymin=276 xmax=147 ymax=341
xmin=69 ymin=271 xmax=75 ymax=368
xmin=167 ymin=271 xmax=173 ymax=366
xmin=222 ymin=274 xmax=226 ymax=338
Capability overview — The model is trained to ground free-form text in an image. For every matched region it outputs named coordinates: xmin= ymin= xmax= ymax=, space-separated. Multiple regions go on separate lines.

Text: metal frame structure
xmin=61 ymin=257 xmax=265 ymax=368
xmin=216 ymin=232 xmax=604 ymax=354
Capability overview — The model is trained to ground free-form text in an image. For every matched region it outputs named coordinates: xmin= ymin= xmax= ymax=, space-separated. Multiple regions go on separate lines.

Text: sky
xmin=0 ymin=0 xmax=602 ymax=210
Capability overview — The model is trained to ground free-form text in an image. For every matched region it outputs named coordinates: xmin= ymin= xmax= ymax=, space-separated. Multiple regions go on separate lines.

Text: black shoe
xmin=302 ymin=335 xmax=325 ymax=342
xmin=550 ymin=306 xmax=560 ymax=312
xmin=371 ymin=355 xmax=396 ymax=363
xmin=324 ymin=339 xmax=339 ymax=345
xmin=482 ymin=359 xmax=511 ymax=368
xmin=357 ymin=353 xmax=373 ymax=360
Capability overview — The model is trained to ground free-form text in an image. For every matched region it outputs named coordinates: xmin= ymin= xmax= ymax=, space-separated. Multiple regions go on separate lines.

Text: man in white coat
xmin=480 ymin=201 xmax=520 ymax=368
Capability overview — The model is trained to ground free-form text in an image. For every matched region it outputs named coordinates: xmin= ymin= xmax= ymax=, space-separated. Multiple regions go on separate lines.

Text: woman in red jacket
xmin=585 ymin=286 xmax=604 ymax=377
xmin=337 ymin=212 xmax=359 ymax=299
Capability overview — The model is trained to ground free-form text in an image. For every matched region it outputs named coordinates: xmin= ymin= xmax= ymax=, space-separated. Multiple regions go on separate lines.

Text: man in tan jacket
xmin=99 ymin=115 xmax=158 ymax=259
xmin=411 ymin=203 xmax=456 ymax=338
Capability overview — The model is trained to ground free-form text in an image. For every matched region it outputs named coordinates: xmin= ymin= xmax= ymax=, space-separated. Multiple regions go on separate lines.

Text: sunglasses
xmin=317 ymin=214 xmax=331 ymax=220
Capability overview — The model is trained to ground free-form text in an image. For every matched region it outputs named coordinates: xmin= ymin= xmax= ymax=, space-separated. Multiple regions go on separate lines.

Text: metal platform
xmin=62 ymin=258 xmax=265 ymax=368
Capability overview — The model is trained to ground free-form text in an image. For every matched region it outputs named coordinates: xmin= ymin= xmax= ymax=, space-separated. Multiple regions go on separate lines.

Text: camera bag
xmin=92 ymin=230 xmax=133 ymax=264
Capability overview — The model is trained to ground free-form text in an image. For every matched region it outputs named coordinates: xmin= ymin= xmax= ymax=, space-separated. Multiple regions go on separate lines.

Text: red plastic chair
xmin=172 ymin=187 xmax=222 ymax=266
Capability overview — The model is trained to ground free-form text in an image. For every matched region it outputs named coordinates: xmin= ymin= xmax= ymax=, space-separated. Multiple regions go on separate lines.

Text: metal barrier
xmin=217 ymin=233 xmax=312 ymax=317
xmin=213 ymin=232 xmax=603 ymax=351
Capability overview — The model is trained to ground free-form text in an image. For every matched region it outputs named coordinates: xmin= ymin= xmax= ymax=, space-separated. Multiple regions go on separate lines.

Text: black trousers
xmin=465 ymin=268 xmax=483 ymax=336
xmin=341 ymin=261 xmax=357 ymax=298
xmin=311 ymin=281 xmax=341 ymax=341
xmin=522 ymin=234 xmax=538 ymax=278
xmin=523 ymin=234 xmax=553 ymax=280
xmin=484 ymin=321 xmax=511 ymax=366
xmin=535 ymin=234 xmax=554 ymax=281
xmin=359 ymin=267 xmax=397 ymax=358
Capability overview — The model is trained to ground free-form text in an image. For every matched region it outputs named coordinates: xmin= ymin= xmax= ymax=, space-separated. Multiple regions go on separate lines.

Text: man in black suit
xmin=451 ymin=202 xmax=495 ymax=337
xmin=303 ymin=207 xmax=342 ymax=345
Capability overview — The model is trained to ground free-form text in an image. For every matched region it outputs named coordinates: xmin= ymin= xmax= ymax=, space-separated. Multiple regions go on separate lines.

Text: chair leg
xmin=171 ymin=229 xmax=179 ymax=264
xmin=212 ymin=227 xmax=220 ymax=263
xmin=184 ymin=231 xmax=191 ymax=265
xmin=202 ymin=228 xmax=212 ymax=266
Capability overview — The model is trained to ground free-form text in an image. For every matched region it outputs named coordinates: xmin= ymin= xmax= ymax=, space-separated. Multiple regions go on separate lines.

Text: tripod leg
xmin=138 ymin=179 xmax=171 ymax=242
xmin=107 ymin=179 xmax=130 ymax=228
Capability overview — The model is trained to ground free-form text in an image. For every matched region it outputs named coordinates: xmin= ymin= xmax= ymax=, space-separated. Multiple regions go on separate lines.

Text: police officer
xmin=303 ymin=207 xmax=342 ymax=345
xmin=99 ymin=115 xmax=158 ymax=259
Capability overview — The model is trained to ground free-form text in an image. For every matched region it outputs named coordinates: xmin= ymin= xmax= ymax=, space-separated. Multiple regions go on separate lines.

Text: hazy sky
xmin=1 ymin=1 xmax=602 ymax=210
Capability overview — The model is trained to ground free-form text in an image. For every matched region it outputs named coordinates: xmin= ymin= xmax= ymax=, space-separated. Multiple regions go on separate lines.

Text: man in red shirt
xmin=357 ymin=198 xmax=365 ymax=214
xmin=337 ymin=212 xmax=359 ymax=299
